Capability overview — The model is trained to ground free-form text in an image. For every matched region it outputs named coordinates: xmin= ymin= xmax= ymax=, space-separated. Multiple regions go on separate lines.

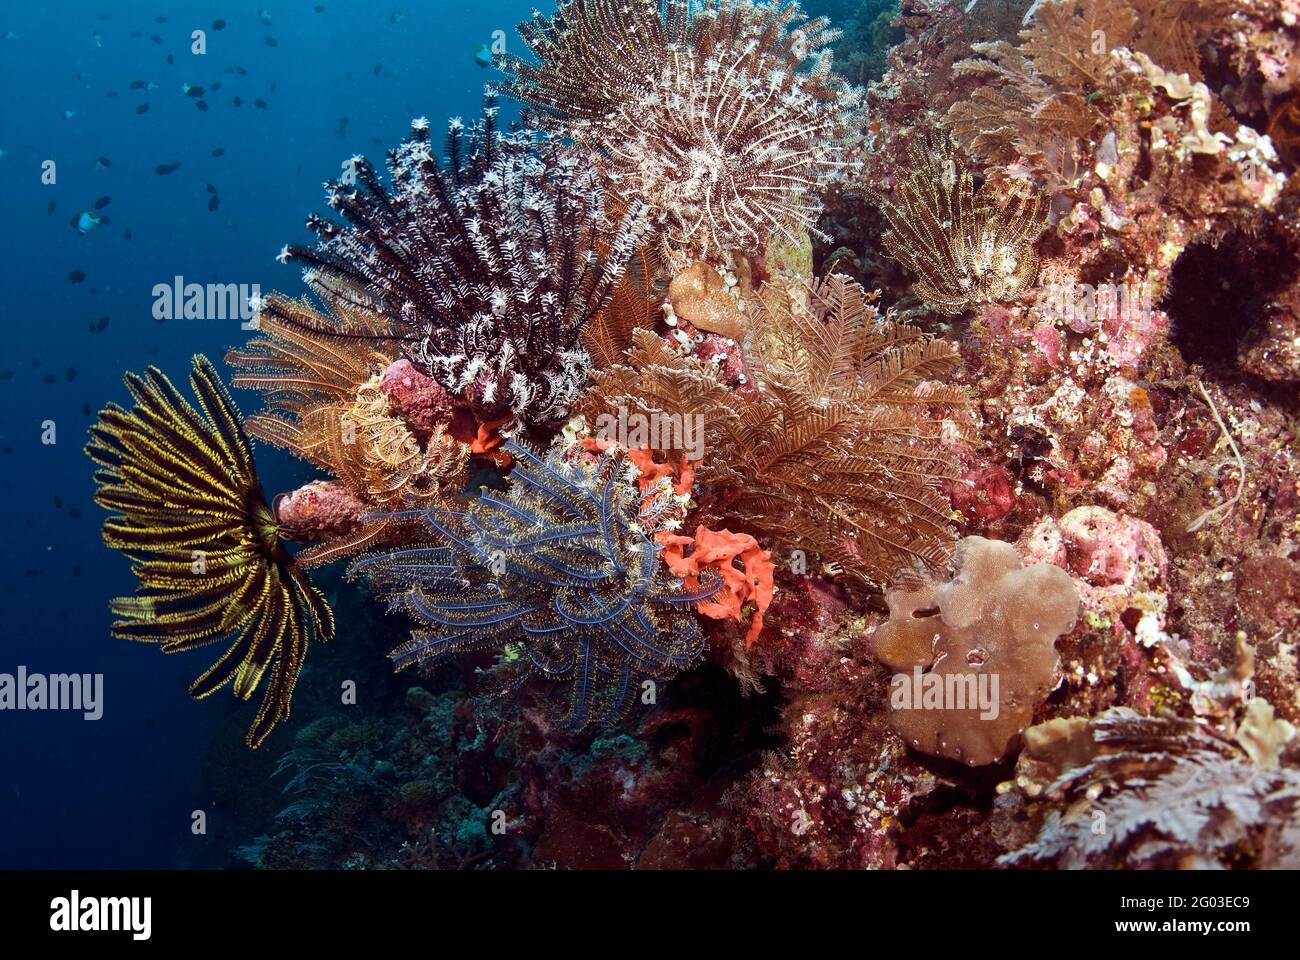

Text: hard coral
xmin=872 ymin=536 xmax=1081 ymax=766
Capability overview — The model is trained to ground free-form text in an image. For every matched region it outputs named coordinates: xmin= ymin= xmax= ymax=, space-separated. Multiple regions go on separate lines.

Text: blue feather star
xmin=350 ymin=440 xmax=719 ymax=728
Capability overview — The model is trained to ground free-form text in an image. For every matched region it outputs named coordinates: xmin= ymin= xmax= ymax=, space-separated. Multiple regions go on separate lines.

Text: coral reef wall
xmin=88 ymin=0 xmax=1300 ymax=870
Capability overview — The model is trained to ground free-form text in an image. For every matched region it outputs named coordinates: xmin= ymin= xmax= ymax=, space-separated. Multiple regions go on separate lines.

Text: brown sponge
xmin=871 ymin=536 xmax=1081 ymax=766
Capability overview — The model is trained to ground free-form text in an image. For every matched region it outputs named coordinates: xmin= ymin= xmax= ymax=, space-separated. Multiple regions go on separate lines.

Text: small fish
xmin=92 ymin=31 xmax=103 ymax=47
xmin=474 ymin=44 xmax=493 ymax=68
xmin=123 ymin=228 xmax=132 ymax=240
xmin=47 ymin=200 xmax=57 ymax=214
xmin=0 ymin=371 xmax=11 ymax=381
xmin=135 ymin=102 xmax=150 ymax=114
xmin=210 ymin=80 xmax=221 ymax=91
xmin=258 ymin=9 xmax=273 ymax=25
xmin=42 ymin=374 xmax=56 ymax=385
xmin=270 ymin=81 xmax=277 ymax=92
xmin=264 ymin=35 xmax=278 ymax=47
xmin=63 ymin=109 xmax=76 ymax=120
xmin=147 ymin=81 xmax=159 ymax=91
xmin=254 ymin=98 xmax=267 ymax=109
xmin=373 ymin=62 xmax=383 ymax=76
xmin=83 ymin=403 xmax=92 ymax=415
xmin=97 ymin=316 xmax=110 ymax=331
xmin=182 ymin=82 xmax=204 ymax=97
xmin=166 ymin=54 xmax=174 ymax=65
xmin=208 ymin=194 xmax=220 ymax=212
xmin=154 ymin=161 xmax=181 ymax=174
xmin=314 ymin=4 xmax=325 ymax=12
xmin=66 ymin=368 xmax=77 ymax=382
xmin=206 ymin=183 xmax=217 ymax=193
xmin=155 ymin=15 xmax=168 ymax=23
xmin=93 ymin=195 xmax=111 ymax=210
xmin=390 ymin=11 xmax=406 ymax=25
xmin=150 ymin=34 xmax=162 ymax=44
xmin=212 ymin=19 xmax=226 ymax=31
xmin=195 ymin=100 xmax=209 ymax=111
xmin=129 ymin=30 xmax=142 ymax=38
xmin=232 ymin=96 xmax=242 ymax=107
xmin=94 ymin=155 xmax=111 ymax=168
xmin=54 ymin=494 xmax=64 ymax=509
xmin=211 ymin=147 xmax=225 ymax=157
xmin=69 ymin=270 xmax=86 ymax=284
xmin=72 ymin=211 xmax=102 ymax=233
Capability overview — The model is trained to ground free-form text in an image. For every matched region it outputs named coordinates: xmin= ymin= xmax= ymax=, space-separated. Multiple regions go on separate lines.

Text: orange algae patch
xmin=658 ymin=526 xmax=775 ymax=648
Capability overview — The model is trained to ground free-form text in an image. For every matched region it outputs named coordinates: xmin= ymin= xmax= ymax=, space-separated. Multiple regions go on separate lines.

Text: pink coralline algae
xmin=950 ymin=465 xmax=1018 ymax=527
xmin=1020 ymin=506 xmax=1169 ymax=643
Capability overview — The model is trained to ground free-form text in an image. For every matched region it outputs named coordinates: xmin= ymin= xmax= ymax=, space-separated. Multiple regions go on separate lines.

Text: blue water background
xmin=0 ymin=0 xmax=530 ymax=868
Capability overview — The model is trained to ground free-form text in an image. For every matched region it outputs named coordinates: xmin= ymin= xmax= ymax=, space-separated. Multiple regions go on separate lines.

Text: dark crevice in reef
xmin=1163 ymin=227 xmax=1298 ymax=373
xmin=657 ymin=661 xmax=786 ymax=781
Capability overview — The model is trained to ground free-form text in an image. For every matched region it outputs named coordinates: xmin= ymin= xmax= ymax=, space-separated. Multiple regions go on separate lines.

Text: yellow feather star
xmin=85 ymin=354 xmax=335 ymax=748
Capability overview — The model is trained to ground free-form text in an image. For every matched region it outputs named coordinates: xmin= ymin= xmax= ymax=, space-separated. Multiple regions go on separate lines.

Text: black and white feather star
xmin=286 ymin=99 xmax=649 ymax=429
xmin=348 ymin=439 xmax=719 ymax=729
